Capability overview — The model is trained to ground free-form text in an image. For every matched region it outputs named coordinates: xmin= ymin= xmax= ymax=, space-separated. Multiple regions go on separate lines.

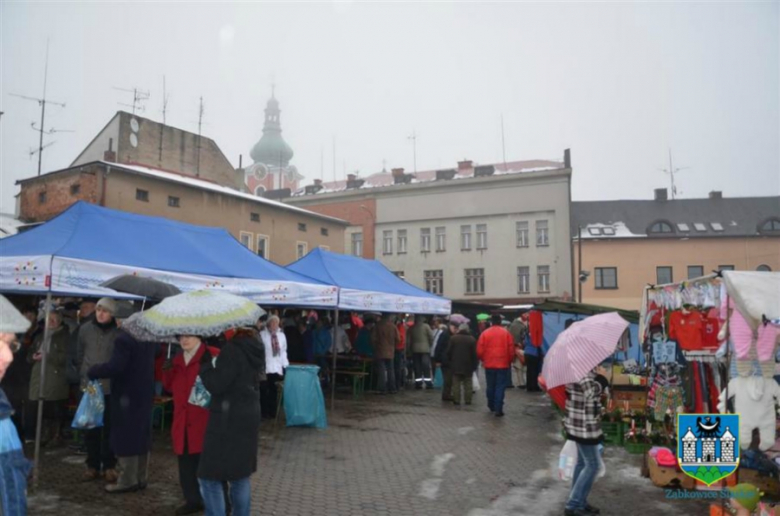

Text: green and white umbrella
xmin=137 ymin=289 xmax=265 ymax=337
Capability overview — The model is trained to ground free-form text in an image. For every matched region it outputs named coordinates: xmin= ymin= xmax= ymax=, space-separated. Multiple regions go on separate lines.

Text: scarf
xmin=271 ymin=330 xmax=280 ymax=357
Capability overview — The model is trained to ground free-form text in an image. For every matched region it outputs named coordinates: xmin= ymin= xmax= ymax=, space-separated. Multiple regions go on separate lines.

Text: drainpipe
xmin=100 ymin=165 xmax=110 ymax=206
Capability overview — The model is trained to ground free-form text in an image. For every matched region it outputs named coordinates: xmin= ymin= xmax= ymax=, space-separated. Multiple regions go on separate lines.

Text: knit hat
xmin=0 ymin=295 xmax=31 ymax=334
xmin=96 ymin=298 xmax=117 ymax=314
xmin=458 ymin=323 xmax=470 ymax=332
xmin=729 ymin=483 xmax=762 ymax=512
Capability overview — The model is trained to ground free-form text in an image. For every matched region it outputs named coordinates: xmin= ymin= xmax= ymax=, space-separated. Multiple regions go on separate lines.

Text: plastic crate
xmin=601 ymin=421 xmax=624 ymax=446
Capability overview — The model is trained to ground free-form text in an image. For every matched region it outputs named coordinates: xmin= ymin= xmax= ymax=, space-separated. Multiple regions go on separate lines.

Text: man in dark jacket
xmin=198 ymin=329 xmax=264 ymax=516
xmin=88 ymin=330 xmax=157 ymax=493
xmin=371 ymin=314 xmax=400 ymax=394
xmin=447 ymin=323 xmax=478 ymax=405
xmin=433 ymin=321 xmax=453 ymax=401
xmin=78 ymin=297 xmax=119 ymax=482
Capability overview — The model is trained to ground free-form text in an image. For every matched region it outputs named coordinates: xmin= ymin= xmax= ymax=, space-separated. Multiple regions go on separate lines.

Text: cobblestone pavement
xmin=28 ymin=384 xmax=709 ymax=515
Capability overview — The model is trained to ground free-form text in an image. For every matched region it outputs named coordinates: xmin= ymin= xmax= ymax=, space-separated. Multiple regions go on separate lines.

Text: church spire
xmin=250 ymin=88 xmax=293 ymax=166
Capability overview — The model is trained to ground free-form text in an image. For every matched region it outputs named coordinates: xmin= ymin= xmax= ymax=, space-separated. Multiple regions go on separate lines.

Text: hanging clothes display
xmin=528 ymin=310 xmax=544 ymax=349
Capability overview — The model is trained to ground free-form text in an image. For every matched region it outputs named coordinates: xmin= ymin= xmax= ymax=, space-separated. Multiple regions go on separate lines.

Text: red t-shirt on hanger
xmin=669 ymin=309 xmax=704 ymax=351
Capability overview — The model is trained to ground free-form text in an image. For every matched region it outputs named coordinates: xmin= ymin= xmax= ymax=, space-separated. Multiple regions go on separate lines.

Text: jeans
xmin=484 ymin=368 xmax=510 ymax=413
xmin=375 ymin=359 xmax=396 ymax=393
xmin=394 ymin=351 xmax=406 ymax=390
xmin=0 ymin=446 xmax=30 ymax=516
xmin=200 ymin=477 xmax=251 ymax=516
xmin=566 ymin=443 xmax=600 ymax=511
xmin=413 ymin=353 xmax=432 ymax=385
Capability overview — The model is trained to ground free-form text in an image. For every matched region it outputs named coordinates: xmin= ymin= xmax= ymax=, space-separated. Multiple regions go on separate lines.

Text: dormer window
xmin=648 ymin=221 xmax=674 ymax=234
xmin=759 ymin=218 xmax=780 ymax=234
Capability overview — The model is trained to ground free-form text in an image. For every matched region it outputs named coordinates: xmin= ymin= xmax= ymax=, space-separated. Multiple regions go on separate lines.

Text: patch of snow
xmin=580 ymin=221 xmax=644 ymax=239
xmin=457 ymin=426 xmax=475 ymax=435
xmin=431 ymin=452 xmax=455 ymax=476
xmin=419 ymin=478 xmax=442 ymax=500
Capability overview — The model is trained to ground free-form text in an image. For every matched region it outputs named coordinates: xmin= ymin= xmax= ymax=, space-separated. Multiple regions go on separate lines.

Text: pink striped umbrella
xmin=541 ymin=312 xmax=629 ymax=389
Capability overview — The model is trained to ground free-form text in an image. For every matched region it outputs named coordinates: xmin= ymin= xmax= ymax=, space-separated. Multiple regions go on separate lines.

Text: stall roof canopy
xmin=287 ymin=248 xmax=451 ymax=314
xmin=531 ymin=300 xmax=640 ymax=324
xmin=0 ymin=201 xmax=336 ymax=306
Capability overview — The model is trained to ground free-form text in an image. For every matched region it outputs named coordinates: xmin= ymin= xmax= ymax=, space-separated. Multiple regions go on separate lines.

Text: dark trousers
xmin=86 ymin=394 xmax=116 ymax=471
xmin=178 ymin=438 xmax=203 ymax=506
xmin=412 ymin=353 xmax=432 ymax=384
xmin=24 ymin=399 xmax=65 ymax=441
xmin=260 ymin=373 xmax=283 ymax=419
xmin=441 ymin=366 xmax=454 ymax=400
xmin=375 ymin=358 xmax=396 ymax=393
xmin=394 ymin=351 xmax=406 ymax=391
xmin=485 ymin=368 xmax=510 ymax=413
xmin=526 ymin=354 xmax=543 ymax=392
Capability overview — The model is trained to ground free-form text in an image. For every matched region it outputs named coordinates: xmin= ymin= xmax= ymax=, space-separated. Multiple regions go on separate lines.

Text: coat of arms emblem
xmin=677 ymin=413 xmax=740 ymax=485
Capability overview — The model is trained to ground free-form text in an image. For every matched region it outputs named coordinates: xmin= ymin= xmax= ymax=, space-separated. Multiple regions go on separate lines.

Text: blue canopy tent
xmin=287 ymin=247 xmax=451 ymax=315
xmin=0 ymin=201 xmax=337 ymax=306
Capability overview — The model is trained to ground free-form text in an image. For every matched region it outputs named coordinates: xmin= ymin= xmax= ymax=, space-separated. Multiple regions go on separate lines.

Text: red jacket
xmin=477 ymin=326 xmax=515 ymax=369
xmin=161 ymin=344 xmax=220 ymax=456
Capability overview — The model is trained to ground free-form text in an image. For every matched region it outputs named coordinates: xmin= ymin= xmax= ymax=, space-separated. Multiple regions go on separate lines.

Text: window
xmin=435 ymin=227 xmax=446 ymax=252
xmin=298 ymin=223 xmax=307 ymax=232
xmin=296 ymin=242 xmax=308 ymax=259
xmin=602 ymin=227 xmax=616 ymax=236
xmin=476 ymin=224 xmax=487 ymax=250
xmin=168 ymin=196 xmax=180 ymax=208
xmin=517 ymin=266 xmax=530 ymax=294
xmin=648 ymin=221 xmax=673 ymax=234
xmin=351 ymin=232 xmax=363 ymax=257
xmin=136 ymin=189 xmax=149 ymax=202
xmin=757 ymin=264 xmax=772 ymax=272
xmin=250 ymin=212 xmax=260 ymax=222
xmin=254 ymin=185 xmax=266 ymax=196
xmin=537 ymin=266 xmax=551 ymax=293
xmin=759 ymin=218 xmax=780 ymax=233
xmin=595 ymin=267 xmax=618 ymax=289
xmin=256 ymin=235 xmax=268 ymax=259
xmin=718 ymin=265 xmax=735 ymax=271
xmin=677 ymin=223 xmax=690 ymax=232
xmin=320 ymin=227 xmax=328 ymax=236
xmin=536 ymin=220 xmax=549 ymax=246
xmin=587 ymin=228 xmax=602 ymax=236
xmin=687 ymin=265 xmax=704 ymax=279
xmin=70 ymin=184 xmax=80 ymax=195
xmin=693 ymin=223 xmax=707 ymax=232
xmin=516 ymin=222 xmax=529 ymax=247
xmin=383 ymin=230 xmax=393 ymax=255
xmin=392 ymin=271 xmax=405 ymax=279
xmin=464 ymin=268 xmax=485 ymax=295
xmin=424 ymin=270 xmax=444 ymax=296
xmin=239 ymin=232 xmax=254 ymax=252
xmin=397 ymin=230 xmax=407 ymax=254
xmin=656 ymin=266 xmax=673 ymax=285
xmin=38 ymin=191 xmax=46 ymax=204
xmin=421 ymin=228 xmax=431 ymax=253
xmin=460 ymin=225 xmax=472 ymax=250
xmin=711 ymin=222 xmax=724 ymax=232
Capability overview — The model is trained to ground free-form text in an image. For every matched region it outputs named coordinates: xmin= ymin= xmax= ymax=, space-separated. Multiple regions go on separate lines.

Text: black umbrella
xmin=100 ymin=274 xmax=181 ymax=301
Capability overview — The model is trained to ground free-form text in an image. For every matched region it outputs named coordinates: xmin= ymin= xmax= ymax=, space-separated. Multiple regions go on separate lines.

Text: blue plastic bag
xmin=283 ymin=365 xmax=327 ymax=429
xmin=188 ymin=376 xmax=211 ymax=408
xmin=72 ymin=381 xmax=105 ymax=429
xmin=433 ymin=367 xmax=444 ymax=389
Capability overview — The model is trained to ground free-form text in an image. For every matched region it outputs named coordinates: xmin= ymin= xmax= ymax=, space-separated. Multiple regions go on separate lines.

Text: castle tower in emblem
xmin=721 ymin=427 xmax=736 ymax=463
xmin=682 ymin=428 xmax=697 ymax=463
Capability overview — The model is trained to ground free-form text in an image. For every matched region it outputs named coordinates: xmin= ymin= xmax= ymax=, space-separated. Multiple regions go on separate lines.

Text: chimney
xmin=347 ymin=173 xmax=357 ymax=182
xmin=239 ymin=154 xmax=243 ymax=169
xmin=391 ymin=168 xmax=405 ymax=178
xmin=346 ymin=177 xmax=365 ymax=190
xmin=305 ymin=184 xmax=323 ymax=195
xmin=564 ymin=148 xmax=571 ymax=168
xmin=709 ymin=191 xmax=723 ymax=200
xmin=654 ymin=188 xmax=668 ymax=201
xmin=474 ymin=164 xmax=495 ymax=178
xmin=103 ymin=138 xmax=116 ymax=163
xmin=314 ymin=179 xmax=323 ymax=187
xmin=457 ymin=160 xmax=473 ymax=171
xmin=435 ymin=169 xmax=457 ymax=181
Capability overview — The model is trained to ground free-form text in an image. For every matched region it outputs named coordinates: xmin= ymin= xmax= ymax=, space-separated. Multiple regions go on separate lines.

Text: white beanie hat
xmin=96 ymin=298 xmax=117 ymax=314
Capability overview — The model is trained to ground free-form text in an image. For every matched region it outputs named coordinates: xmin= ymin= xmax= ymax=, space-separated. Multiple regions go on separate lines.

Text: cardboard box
xmin=739 ymin=468 xmax=780 ymax=498
xmin=612 ymin=387 xmax=648 ymax=412
xmin=647 ymin=454 xmax=696 ymax=490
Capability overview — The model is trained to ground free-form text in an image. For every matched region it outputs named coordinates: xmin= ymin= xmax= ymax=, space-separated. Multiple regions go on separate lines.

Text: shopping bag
xmin=472 ymin=371 xmax=480 ymax=392
xmin=433 ymin=367 xmax=444 ymax=389
xmin=188 ymin=376 xmax=211 ymax=408
xmin=72 ymin=381 xmax=105 ymax=429
xmin=558 ymin=440 xmax=578 ymax=480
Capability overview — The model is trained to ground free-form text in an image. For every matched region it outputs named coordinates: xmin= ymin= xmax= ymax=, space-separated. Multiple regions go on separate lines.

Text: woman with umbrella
xmin=541 ymin=313 xmax=628 ymax=516
xmin=162 ymin=335 xmax=221 ymax=515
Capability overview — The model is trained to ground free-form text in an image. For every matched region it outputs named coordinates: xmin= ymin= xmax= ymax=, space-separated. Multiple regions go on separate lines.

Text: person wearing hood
xmin=198 ymin=328 xmax=264 ymax=516
xmin=87 ymin=322 xmax=157 ymax=493
xmin=0 ymin=295 xmax=33 ymax=515
xmin=78 ymin=297 xmax=120 ymax=482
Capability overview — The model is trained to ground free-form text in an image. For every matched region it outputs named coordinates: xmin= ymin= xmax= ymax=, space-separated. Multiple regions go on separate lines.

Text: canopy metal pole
xmin=32 ymin=290 xmax=53 ymax=490
xmin=331 ymin=308 xmax=339 ymax=410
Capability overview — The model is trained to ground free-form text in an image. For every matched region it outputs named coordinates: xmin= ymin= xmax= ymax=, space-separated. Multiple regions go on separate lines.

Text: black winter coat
xmin=88 ymin=331 xmax=156 ymax=456
xmin=198 ymin=332 xmax=264 ymax=482
xmin=433 ymin=330 xmax=451 ymax=366
xmin=447 ymin=331 xmax=478 ymax=376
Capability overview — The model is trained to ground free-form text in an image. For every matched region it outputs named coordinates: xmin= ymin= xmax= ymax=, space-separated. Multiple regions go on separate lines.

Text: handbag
xmin=188 ymin=376 xmax=211 ymax=408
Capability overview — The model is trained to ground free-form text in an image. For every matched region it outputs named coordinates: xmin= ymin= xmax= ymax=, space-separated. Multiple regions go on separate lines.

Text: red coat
xmin=477 ymin=326 xmax=515 ymax=369
xmin=162 ymin=344 xmax=220 ymax=456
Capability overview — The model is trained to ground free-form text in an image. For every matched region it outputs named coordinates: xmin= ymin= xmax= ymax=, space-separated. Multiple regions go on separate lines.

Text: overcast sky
xmin=1 ymin=2 xmax=778 ymax=215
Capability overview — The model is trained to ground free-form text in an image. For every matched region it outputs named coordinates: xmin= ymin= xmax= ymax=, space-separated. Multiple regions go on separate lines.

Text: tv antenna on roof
xmin=408 ymin=130 xmax=418 ymax=173
xmin=660 ymin=148 xmax=689 ymax=200
xmin=114 ymin=86 xmax=150 ymax=114
xmin=9 ymin=39 xmax=68 ymax=176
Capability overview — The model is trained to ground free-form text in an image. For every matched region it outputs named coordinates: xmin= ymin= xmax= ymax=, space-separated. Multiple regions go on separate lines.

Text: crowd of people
xmin=1 ymin=294 xmax=591 ymax=516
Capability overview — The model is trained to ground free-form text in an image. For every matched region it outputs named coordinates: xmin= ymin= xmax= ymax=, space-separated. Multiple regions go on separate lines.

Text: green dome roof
xmin=250 ymin=95 xmax=294 ymax=166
